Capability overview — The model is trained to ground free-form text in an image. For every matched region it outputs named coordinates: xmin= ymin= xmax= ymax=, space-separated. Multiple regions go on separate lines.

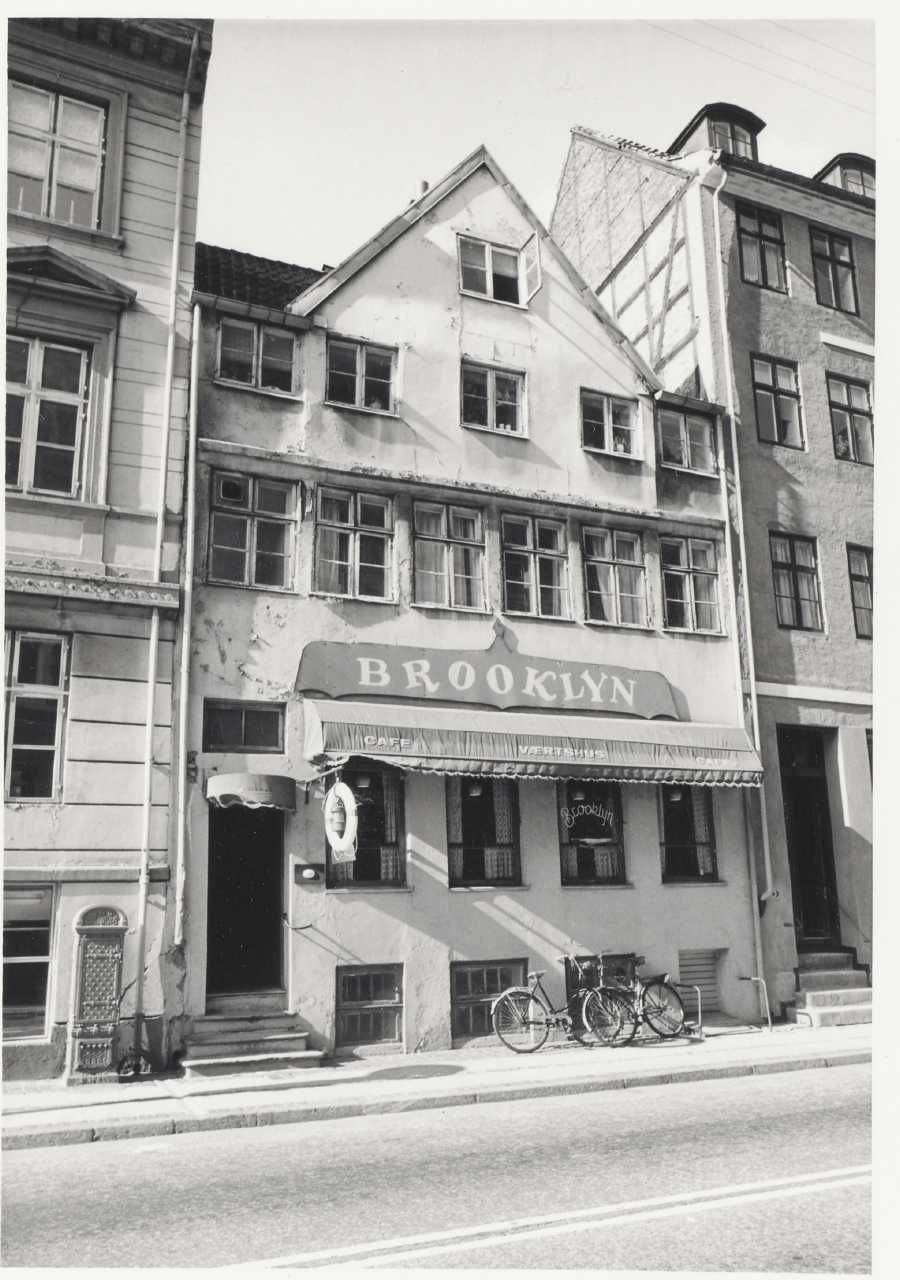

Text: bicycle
xmin=491 ymin=955 xmax=625 ymax=1053
xmin=584 ymin=952 xmax=686 ymax=1045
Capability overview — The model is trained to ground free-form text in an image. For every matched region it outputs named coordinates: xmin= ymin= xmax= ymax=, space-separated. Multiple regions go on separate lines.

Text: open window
xmin=457 ymin=231 xmax=542 ymax=306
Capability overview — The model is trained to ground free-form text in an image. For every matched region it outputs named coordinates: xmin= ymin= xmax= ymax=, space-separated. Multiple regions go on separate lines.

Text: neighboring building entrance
xmin=778 ymin=727 xmax=839 ymax=948
xmin=206 ymin=806 xmax=284 ymax=995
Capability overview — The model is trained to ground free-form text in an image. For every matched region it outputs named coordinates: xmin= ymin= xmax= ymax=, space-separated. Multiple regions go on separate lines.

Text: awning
xmin=303 ymin=701 xmax=763 ymax=787
xmin=205 ymin=773 xmax=297 ymax=810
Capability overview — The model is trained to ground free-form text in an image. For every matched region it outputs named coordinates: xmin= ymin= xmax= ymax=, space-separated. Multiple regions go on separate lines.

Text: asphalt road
xmin=2 ymin=1063 xmax=870 ymax=1271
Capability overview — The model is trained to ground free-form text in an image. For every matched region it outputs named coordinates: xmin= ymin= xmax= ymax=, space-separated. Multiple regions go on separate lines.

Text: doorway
xmin=206 ymin=805 xmax=284 ymax=996
xmin=777 ymin=727 xmax=840 ymax=949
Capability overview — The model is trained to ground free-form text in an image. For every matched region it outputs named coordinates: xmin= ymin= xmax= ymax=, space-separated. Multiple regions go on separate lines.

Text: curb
xmin=2 ymin=1049 xmax=870 ymax=1152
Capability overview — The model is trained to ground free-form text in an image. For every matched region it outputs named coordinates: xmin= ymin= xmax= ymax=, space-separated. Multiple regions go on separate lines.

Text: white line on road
xmin=226 ymin=1164 xmax=871 ymax=1270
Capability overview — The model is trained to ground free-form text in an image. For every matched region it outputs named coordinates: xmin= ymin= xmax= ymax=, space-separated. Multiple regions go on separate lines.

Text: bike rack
xmin=740 ymin=975 xmax=774 ymax=1031
xmin=671 ymin=982 xmax=704 ymax=1041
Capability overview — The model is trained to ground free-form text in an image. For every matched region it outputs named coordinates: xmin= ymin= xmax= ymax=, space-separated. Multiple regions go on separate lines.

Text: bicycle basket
xmin=599 ymin=952 xmax=637 ymax=987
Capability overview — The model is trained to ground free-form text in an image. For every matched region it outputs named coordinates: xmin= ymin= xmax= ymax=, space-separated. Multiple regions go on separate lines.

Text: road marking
xmin=227 ymin=1164 xmax=871 ymax=1270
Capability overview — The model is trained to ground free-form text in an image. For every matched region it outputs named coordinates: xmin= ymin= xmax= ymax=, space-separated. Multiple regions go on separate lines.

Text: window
xmin=326 ymin=765 xmax=406 ymax=887
xmin=451 ymin=960 xmax=526 ymax=1039
xmin=737 ymin=204 xmax=787 ymax=292
xmin=413 ymin=503 xmax=485 ymax=610
xmin=326 ymin=339 xmax=395 ymax=413
xmin=501 ymin=515 xmax=569 ymax=618
xmin=840 ymin=166 xmax=875 ymax=198
xmin=828 ymin=375 xmax=873 ymax=465
xmin=661 ymin=538 xmax=721 ymax=633
xmin=202 ymin=700 xmax=284 ymax=752
xmin=558 ymin=781 xmax=626 ymax=885
xmin=811 ymin=229 xmax=858 ymax=314
xmin=583 ymin=527 xmax=646 ymax=627
xmin=3 ymin=887 xmax=53 ymax=1039
xmin=5 ymin=633 xmax=68 ymax=800
xmin=752 ymin=356 xmax=804 ymax=449
xmin=314 ymin=488 xmax=393 ymax=600
xmin=446 ymin=777 xmax=520 ymax=886
xmin=461 ymin=362 xmax=525 ymax=436
xmin=709 ymin=119 xmax=754 ymax=158
xmin=216 ymin=320 xmax=298 ymax=394
xmin=847 ymin=546 xmax=872 ymax=639
xmin=658 ymin=408 xmax=717 ymax=474
xmin=770 ymin=533 xmax=823 ymax=631
xmin=660 ymin=787 xmax=717 ymax=881
xmin=457 ymin=234 xmax=541 ymax=305
xmin=208 ymin=473 xmax=296 ymax=589
xmin=8 ymin=80 xmax=106 ymax=229
xmin=6 ymin=335 xmax=89 ymax=494
xmin=335 ymin=965 xmax=403 ymax=1047
xmin=581 ymin=390 xmax=639 ymax=457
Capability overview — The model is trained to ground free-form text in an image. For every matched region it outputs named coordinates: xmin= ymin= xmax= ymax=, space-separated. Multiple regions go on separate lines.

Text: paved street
xmin=2 ymin=1062 xmax=870 ymax=1271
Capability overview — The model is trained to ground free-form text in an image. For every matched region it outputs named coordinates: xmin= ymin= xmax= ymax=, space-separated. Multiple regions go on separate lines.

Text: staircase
xmin=785 ymin=949 xmax=872 ymax=1028
xmin=181 ymin=1010 xmax=326 ymax=1078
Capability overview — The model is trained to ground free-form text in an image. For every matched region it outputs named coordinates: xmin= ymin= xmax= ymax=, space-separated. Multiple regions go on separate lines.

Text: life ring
xmin=324 ymin=782 xmax=358 ymax=856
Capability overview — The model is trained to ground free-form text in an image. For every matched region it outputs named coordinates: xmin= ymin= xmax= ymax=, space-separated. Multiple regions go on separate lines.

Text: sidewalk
xmin=2 ymin=1020 xmax=871 ymax=1151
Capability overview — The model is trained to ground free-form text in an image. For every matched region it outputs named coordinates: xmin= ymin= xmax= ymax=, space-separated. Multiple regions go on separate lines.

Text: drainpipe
xmin=709 ymin=161 xmax=778 ymax=1023
xmin=173 ymin=302 xmax=201 ymax=949
xmin=131 ymin=31 xmax=199 ymax=1065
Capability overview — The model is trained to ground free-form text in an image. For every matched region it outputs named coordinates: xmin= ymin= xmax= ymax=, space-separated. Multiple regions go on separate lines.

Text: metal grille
xmin=678 ymin=949 xmax=722 ymax=1014
xmin=77 ymin=938 xmax=123 ymax=1022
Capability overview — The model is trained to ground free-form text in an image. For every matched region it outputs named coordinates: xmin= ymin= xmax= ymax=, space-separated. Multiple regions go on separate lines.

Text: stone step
xmin=786 ymin=1003 xmax=872 ymax=1028
xmin=796 ymin=987 xmax=872 ymax=1009
xmin=205 ymin=991 xmax=287 ymax=1015
xmin=796 ymin=969 xmax=871 ymax=991
xmin=182 ymin=1049 xmax=326 ymax=1079
xmin=192 ymin=1014 xmax=296 ymax=1035
xmin=186 ymin=1033 xmax=310 ymax=1059
xmin=797 ymin=951 xmax=856 ymax=971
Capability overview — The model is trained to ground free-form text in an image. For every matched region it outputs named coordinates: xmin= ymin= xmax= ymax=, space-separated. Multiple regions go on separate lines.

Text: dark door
xmin=207 ymin=806 xmax=284 ymax=995
xmin=778 ymin=727 xmax=840 ymax=948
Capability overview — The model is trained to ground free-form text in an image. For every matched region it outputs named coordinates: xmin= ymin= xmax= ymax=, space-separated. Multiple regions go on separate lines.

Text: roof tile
xmin=194 ymin=242 xmax=325 ymax=309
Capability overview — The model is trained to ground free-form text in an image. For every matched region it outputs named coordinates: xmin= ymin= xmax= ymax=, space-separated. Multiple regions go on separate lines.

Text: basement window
xmin=2 ymin=886 xmax=53 ymax=1039
xmin=451 ymin=960 xmax=526 ymax=1040
xmin=335 ymin=965 xmax=403 ymax=1048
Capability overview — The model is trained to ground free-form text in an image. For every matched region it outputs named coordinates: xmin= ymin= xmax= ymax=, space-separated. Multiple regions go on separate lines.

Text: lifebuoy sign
xmin=324 ymin=782 xmax=358 ymax=862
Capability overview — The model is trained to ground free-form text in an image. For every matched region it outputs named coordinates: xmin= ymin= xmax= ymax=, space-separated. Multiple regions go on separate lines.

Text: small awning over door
xmin=205 ymin=773 xmax=297 ymax=809
xmin=303 ymin=701 xmax=763 ymax=787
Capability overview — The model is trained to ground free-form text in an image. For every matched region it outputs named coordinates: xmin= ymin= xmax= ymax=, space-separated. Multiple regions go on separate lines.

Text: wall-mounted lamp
xmin=670 ymin=789 xmax=683 ymax=803
xmin=356 ymin=775 xmax=372 ymax=791
xmin=294 ymin=863 xmax=325 ymax=883
xmin=572 ymin=787 xmax=587 ymax=802
xmin=467 ymin=780 xmax=483 ymax=797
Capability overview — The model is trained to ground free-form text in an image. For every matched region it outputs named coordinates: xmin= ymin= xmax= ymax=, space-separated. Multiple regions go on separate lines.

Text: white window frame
xmin=582 ymin=527 xmax=648 ymax=628
xmin=501 ymin=514 xmax=570 ymax=619
xmin=412 ymin=502 xmax=487 ymax=611
xmin=7 ymin=80 xmax=107 ymax=230
xmin=461 ymin=361 xmax=527 ymax=437
xmin=660 ymin=537 xmax=722 ymax=634
xmin=215 ymin=319 xmax=300 ymax=395
xmin=2 ymin=883 xmax=56 ymax=1042
xmin=314 ymin=487 xmax=394 ymax=601
xmin=580 ymin=390 xmax=641 ymax=459
xmin=6 ymin=334 xmax=90 ymax=497
xmin=658 ymin=407 xmax=718 ymax=476
xmin=4 ymin=631 xmax=69 ymax=802
xmin=325 ymin=338 xmax=396 ymax=415
xmin=457 ymin=232 xmax=542 ymax=307
xmin=207 ymin=472 xmax=298 ymax=591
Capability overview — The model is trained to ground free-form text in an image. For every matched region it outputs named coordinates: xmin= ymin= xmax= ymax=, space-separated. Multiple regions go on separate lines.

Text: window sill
xmin=561 ymin=881 xmax=635 ymax=890
xmin=584 ymin=618 xmax=653 ymax=633
xmin=206 ymin=577 xmax=296 ymax=595
xmin=662 ymin=878 xmax=727 ymax=887
xmin=582 ymin=446 xmax=643 ymax=464
xmin=212 ymin=378 xmax=303 ymax=401
xmin=410 ymin=601 xmax=491 ymax=616
xmin=9 ymin=209 xmax=124 ymax=250
xmin=308 ymin=590 xmax=397 ymax=606
xmin=502 ymin=610 xmax=577 ymax=624
xmin=449 ymin=883 xmax=530 ymax=892
xmin=663 ymin=627 xmax=727 ymax=638
xmin=740 ymin=278 xmax=789 ymax=296
xmin=459 ymin=289 xmax=529 ymax=311
xmin=5 ymin=491 xmax=109 ymax=516
xmin=462 ymin=422 xmax=528 ymax=441
xmin=323 ymin=400 xmax=400 ymax=420
xmin=834 ymin=455 xmax=873 ymax=468
xmin=814 ymin=300 xmax=860 ymax=318
xmin=758 ymin=439 xmax=807 ymax=452
xmin=659 ymin=462 xmax=719 ymax=479
xmin=326 ymin=886 xmax=412 ymax=894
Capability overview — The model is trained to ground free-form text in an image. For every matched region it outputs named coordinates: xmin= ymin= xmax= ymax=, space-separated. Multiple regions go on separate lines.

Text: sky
xmin=195 ymin=16 xmax=876 ymax=270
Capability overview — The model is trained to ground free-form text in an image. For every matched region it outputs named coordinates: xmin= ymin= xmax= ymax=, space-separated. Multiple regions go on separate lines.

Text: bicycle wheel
xmin=594 ymin=987 xmax=639 ymax=1046
xmin=642 ymin=981 xmax=685 ymax=1038
xmin=580 ymin=988 xmax=623 ymax=1046
xmin=568 ymin=989 xmax=603 ymax=1045
xmin=492 ymin=989 xmax=550 ymax=1053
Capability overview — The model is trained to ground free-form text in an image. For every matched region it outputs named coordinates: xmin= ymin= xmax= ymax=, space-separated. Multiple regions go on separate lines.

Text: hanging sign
xmin=324 ymin=782 xmax=358 ymax=862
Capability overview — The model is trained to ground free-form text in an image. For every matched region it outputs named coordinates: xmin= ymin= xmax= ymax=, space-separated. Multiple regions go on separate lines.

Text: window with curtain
xmin=557 ymin=780 xmax=626 ymax=885
xmin=660 ymin=787 xmax=718 ymax=881
xmin=770 ymin=533 xmax=823 ymax=631
xmin=446 ymin=776 xmax=520 ymax=886
xmin=326 ymin=764 xmax=405 ymax=887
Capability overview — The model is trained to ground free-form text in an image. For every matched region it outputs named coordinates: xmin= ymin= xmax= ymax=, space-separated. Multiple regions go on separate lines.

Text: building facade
xmin=177 ymin=148 xmax=767 ymax=1066
xmin=551 ymin=104 xmax=874 ymax=1017
xmin=4 ymin=19 xmax=213 ymax=1078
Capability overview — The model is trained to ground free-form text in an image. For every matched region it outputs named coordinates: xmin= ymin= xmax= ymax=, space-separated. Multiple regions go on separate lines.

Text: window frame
xmin=460 ymin=360 xmax=527 ymax=438
xmin=846 ymin=544 xmax=872 ymax=640
xmin=4 ymin=631 xmax=69 ymax=802
xmin=2 ymin=884 xmax=55 ymax=1041
xmin=657 ymin=406 xmax=718 ymax=476
xmin=446 ymin=776 xmax=522 ymax=888
xmin=325 ymin=763 xmax=407 ymax=889
xmin=456 ymin=233 xmax=541 ymax=307
xmin=450 ymin=959 xmax=528 ymax=1040
xmin=736 ymin=202 xmax=787 ymax=294
xmin=582 ymin=526 xmax=648 ymax=629
xmin=201 ymin=698 xmax=285 ymax=754
xmin=810 ymin=227 xmax=859 ymax=315
xmin=769 ymin=532 xmax=824 ymax=632
xmin=580 ymin=389 xmax=641 ymax=459
xmin=827 ymin=374 xmax=873 ymax=466
xmin=335 ymin=964 xmax=403 ymax=1048
xmin=557 ymin=780 xmax=627 ymax=886
xmin=215 ymin=318 xmax=300 ymax=396
xmin=207 ymin=471 xmax=298 ymax=592
xmin=660 ymin=537 xmax=722 ymax=634
xmin=325 ymin=337 xmax=397 ymax=415
xmin=751 ymin=354 xmax=805 ymax=450
xmin=6 ymin=333 xmax=91 ymax=497
xmin=412 ymin=501 xmax=487 ymax=612
xmin=659 ymin=786 xmax=719 ymax=883
xmin=313 ymin=486 xmax=394 ymax=602
xmin=709 ymin=118 xmax=755 ymax=159
xmin=839 ymin=166 xmax=875 ymax=198
xmin=501 ymin=513 xmax=570 ymax=619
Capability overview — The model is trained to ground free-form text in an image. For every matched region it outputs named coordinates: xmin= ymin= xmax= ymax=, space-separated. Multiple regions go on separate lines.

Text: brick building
xmin=552 ymin=103 xmax=873 ymax=1023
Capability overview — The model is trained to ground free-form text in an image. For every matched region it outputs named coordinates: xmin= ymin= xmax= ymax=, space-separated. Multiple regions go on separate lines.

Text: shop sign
xmin=298 ymin=627 xmax=677 ymax=720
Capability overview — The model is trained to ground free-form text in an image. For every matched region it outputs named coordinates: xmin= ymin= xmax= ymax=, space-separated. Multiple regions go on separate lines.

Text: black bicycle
xmin=584 ymin=952 xmax=685 ymax=1045
xmin=491 ymin=955 xmax=625 ymax=1053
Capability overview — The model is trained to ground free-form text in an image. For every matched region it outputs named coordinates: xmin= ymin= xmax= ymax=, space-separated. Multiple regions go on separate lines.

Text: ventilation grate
xmin=678 ymin=949 xmax=723 ymax=1014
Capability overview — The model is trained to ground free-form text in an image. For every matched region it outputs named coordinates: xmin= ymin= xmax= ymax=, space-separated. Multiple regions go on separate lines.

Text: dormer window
xmin=709 ymin=119 xmax=754 ymax=159
xmin=812 ymin=154 xmax=875 ymax=200
xmin=841 ymin=167 xmax=875 ymax=198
